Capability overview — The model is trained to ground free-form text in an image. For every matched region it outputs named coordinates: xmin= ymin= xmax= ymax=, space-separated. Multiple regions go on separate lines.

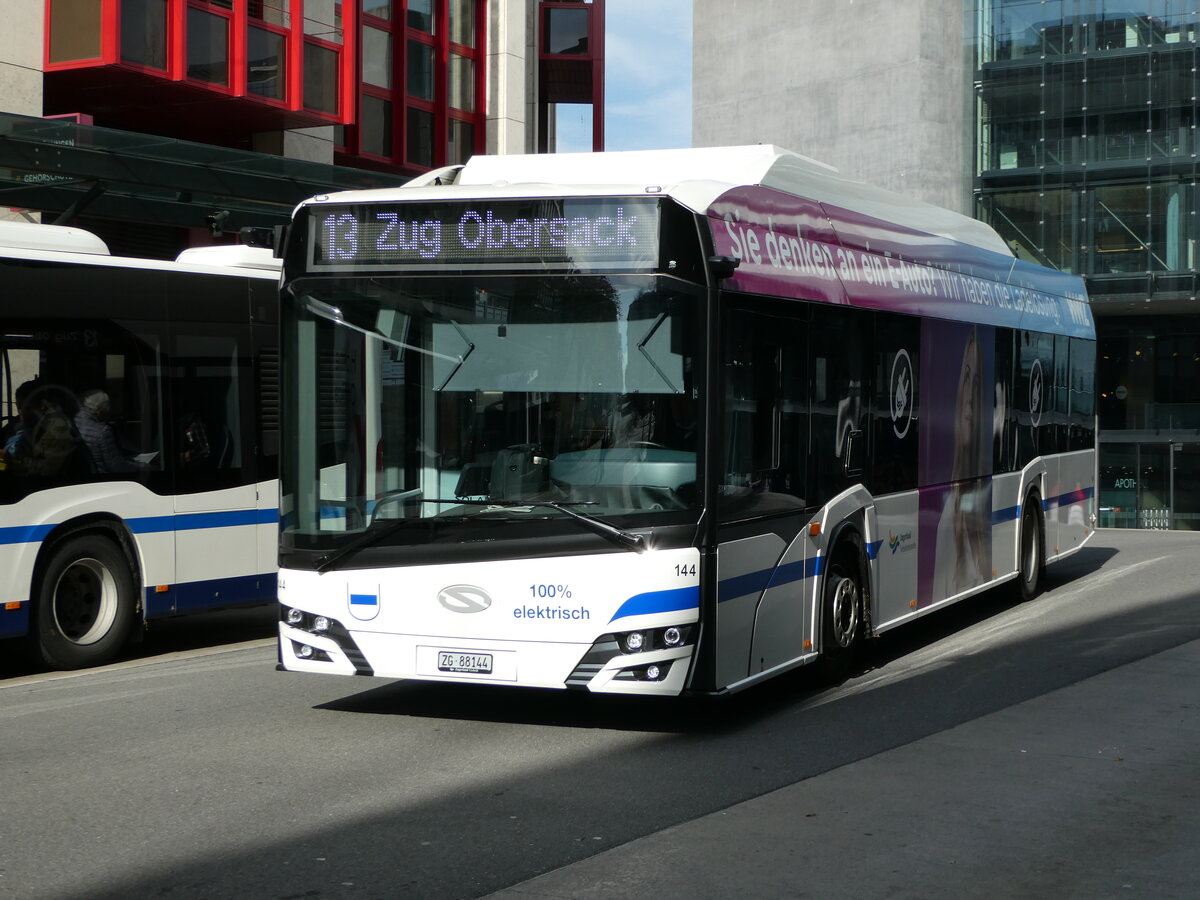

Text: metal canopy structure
xmin=0 ymin=113 xmax=411 ymax=234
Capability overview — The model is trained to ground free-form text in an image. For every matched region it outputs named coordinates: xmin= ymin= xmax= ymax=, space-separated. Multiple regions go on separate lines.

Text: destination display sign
xmin=307 ymin=197 xmax=661 ymax=272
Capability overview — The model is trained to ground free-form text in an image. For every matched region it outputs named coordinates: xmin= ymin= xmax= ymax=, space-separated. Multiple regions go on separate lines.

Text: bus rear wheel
xmin=817 ymin=541 xmax=864 ymax=682
xmin=35 ymin=534 xmax=136 ymax=670
xmin=1016 ymin=496 xmax=1044 ymax=602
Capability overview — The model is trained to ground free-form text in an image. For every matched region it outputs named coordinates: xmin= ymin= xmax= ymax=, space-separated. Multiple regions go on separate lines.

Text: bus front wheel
xmin=35 ymin=534 xmax=136 ymax=670
xmin=1016 ymin=495 xmax=1045 ymax=602
xmin=817 ymin=541 xmax=864 ymax=682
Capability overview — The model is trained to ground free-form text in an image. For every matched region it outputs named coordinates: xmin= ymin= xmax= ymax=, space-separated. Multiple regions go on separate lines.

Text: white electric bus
xmin=276 ymin=146 xmax=1095 ymax=696
xmin=0 ymin=222 xmax=281 ymax=669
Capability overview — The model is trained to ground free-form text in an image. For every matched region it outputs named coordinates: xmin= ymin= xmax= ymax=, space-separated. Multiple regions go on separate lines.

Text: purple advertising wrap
xmin=917 ymin=321 xmax=995 ymax=607
xmin=707 ymin=186 xmax=1094 ymax=340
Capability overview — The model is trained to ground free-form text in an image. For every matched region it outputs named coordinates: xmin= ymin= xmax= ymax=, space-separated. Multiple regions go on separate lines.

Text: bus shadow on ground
xmin=0 ymin=604 xmax=278 ymax=680
xmin=316 ymin=543 xmax=1120 ymax=734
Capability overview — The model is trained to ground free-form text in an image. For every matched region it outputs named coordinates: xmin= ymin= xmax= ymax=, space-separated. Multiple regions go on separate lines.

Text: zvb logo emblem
xmin=1030 ymin=358 xmax=1044 ymax=428
xmin=890 ymin=349 xmax=914 ymax=439
xmin=438 ymin=584 xmax=493 ymax=614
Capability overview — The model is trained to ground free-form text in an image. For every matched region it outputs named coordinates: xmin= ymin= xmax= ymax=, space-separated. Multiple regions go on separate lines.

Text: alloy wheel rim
xmin=52 ymin=558 xmax=119 ymax=645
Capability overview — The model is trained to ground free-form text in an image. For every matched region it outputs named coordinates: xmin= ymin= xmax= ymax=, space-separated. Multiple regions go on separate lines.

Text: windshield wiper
xmin=313 ymin=515 xmax=464 ymax=574
xmin=314 ymin=497 xmax=646 ymax=571
xmin=433 ymin=499 xmax=647 ymax=553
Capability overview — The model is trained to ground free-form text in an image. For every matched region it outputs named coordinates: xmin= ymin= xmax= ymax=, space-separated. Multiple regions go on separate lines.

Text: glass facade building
xmin=975 ymin=1 xmax=1200 ymax=529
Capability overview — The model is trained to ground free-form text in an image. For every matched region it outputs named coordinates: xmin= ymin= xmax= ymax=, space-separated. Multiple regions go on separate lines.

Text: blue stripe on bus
xmin=0 ymin=524 xmax=56 ymax=546
xmin=994 ymin=506 xmax=1020 ymax=525
xmin=608 ymin=585 xmax=700 ymax=623
xmin=1048 ymin=486 xmax=1094 ymax=508
xmin=350 ymin=593 xmax=379 ymax=607
xmin=724 ymin=556 xmax=823 ymax=603
xmin=0 ymin=509 xmax=280 ymax=545
xmin=717 ymin=569 xmax=774 ymax=603
xmin=995 ymin=486 xmax=1094 ymax=524
xmin=144 ymin=572 xmax=278 ymax=617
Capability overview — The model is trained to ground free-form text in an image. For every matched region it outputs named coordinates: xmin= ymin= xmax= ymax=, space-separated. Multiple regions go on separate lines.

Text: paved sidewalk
xmin=486 ymin=639 xmax=1200 ymax=900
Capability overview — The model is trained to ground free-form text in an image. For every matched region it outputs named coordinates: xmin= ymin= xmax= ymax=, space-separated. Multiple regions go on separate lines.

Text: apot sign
xmin=308 ymin=197 xmax=661 ymax=272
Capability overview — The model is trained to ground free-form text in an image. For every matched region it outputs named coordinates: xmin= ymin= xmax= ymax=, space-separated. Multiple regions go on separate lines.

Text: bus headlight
xmin=313 ymin=616 xmax=331 ymax=633
xmin=285 ymin=607 xmax=304 ymax=626
xmin=296 ymin=644 xmax=315 ymax=659
xmin=615 ymin=624 xmax=694 ymax=654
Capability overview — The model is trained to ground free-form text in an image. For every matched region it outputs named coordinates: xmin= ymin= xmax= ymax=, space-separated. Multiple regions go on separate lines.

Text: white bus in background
xmin=276 ymin=145 xmax=1096 ymax=696
xmin=0 ymin=222 xmax=281 ymax=669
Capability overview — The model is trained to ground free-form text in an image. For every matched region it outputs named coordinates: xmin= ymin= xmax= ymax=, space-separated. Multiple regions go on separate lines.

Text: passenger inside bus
xmin=0 ymin=380 xmax=87 ymax=479
xmin=75 ymin=389 xmax=147 ymax=475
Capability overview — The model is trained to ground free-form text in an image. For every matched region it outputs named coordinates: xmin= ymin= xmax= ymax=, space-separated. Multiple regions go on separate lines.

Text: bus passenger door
xmin=168 ymin=279 xmax=260 ymax=613
xmin=714 ymin=302 xmax=810 ymax=686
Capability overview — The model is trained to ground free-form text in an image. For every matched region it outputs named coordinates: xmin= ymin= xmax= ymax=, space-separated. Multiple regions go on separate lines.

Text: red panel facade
xmin=538 ymin=0 xmax=604 ymax=151
xmin=42 ymin=0 xmax=487 ymax=173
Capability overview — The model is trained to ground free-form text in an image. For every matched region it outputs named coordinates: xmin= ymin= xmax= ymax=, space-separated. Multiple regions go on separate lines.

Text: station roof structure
xmin=0 ymin=112 xmax=410 ymax=235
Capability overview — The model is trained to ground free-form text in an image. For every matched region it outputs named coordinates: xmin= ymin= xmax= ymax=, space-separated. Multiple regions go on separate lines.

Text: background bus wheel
xmin=817 ymin=544 xmax=863 ymax=682
xmin=1016 ymin=496 xmax=1045 ymax=602
xmin=35 ymin=535 xmax=136 ymax=670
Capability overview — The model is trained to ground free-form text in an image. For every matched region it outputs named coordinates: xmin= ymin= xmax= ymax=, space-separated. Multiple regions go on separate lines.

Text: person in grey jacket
xmin=75 ymin=389 xmax=142 ymax=475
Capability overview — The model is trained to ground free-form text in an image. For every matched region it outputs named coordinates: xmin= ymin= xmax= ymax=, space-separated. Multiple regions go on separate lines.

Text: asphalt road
xmin=2 ymin=529 xmax=1198 ymax=900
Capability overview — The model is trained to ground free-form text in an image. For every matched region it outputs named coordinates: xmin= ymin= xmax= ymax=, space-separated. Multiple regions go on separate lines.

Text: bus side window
xmin=719 ymin=303 xmax=807 ymax=520
xmin=993 ymin=328 xmax=1017 ymax=474
xmin=1069 ymin=338 xmax=1096 ymax=451
xmin=811 ymin=306 xmax=869 ymax=503
xmin=871 ymin=313 xmax=920 ymax=495
xmin=1018 ymin=330 xmax=1055 ymax=465
xmin=0 ymin=314 xmax=163 ymax=494
xmin=168 ymin=273 xmax=254 ymax=495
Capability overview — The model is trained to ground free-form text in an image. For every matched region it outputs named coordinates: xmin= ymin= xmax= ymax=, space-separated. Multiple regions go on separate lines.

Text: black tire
xmin=1016 ymin=495 xmax=1045 ymax=602
xmin=35 ymin=534 xmax=136 ymax=669
xmin=817 ymin=540 xmax=864 ymax=682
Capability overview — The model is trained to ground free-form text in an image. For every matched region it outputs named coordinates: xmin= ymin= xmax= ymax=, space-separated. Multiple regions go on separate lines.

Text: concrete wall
xmin=1 ymin=0 xmax=43 ymax=221
xmin=488 ymin=0 xmax=537 ymax=155
xmin=693 ymin=0 xmax=971 ymax=213
xmin=0 ymin=0 xmax=42 ymax=118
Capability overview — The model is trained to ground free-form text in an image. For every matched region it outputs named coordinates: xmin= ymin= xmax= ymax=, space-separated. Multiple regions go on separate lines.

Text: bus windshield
xmin=281 ymin=274 xmax=702 ymax=553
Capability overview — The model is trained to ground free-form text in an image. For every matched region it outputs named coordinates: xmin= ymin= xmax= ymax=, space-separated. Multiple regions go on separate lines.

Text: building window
xmin=247 ymin=25 xmax=286 ymax=100
xmin=304 ymin=40 xmax=340 ymax=115
xmin=362 ymin=95 xmax=394 ymax=157
xmin=121 ymin=0 xmax=168 ymax=70
xmin=364 ymin=0 xmax=393 ymax=19
xmin=449 ymin=54 xmax=474 ymax=111
xmin=363 ymin=26 xmax=394 ymax=88
xmin=407 ymin=39 xmax=435 ymax=101
xmin=406 ymin=107 xmax=433 ymax=166
xmin=448 ymin=118 xmax=474 ymax=165
xmin=187 ymin=5 xmax=231 ymax=86
xmin=544 ymin=6 xmax=590 ymax=54
xmin=48 ymin=0 xmax=104 ymax=64
xmin=449 ymin=0 xmax=476 ymax=47
xmin=408 ymin=0 xmax=435 ymax=33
